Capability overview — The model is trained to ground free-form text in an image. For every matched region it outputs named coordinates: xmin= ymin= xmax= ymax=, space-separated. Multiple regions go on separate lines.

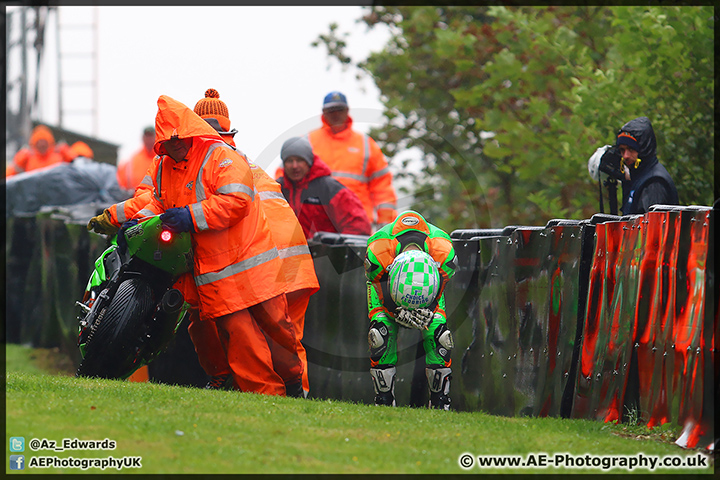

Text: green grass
xmin=5 ymin=344 xmax=714 ymax=474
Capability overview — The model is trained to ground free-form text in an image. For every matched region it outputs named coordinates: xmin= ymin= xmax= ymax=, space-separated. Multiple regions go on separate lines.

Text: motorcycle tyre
xmin=76 ymin=277 xmax=155 ymax=379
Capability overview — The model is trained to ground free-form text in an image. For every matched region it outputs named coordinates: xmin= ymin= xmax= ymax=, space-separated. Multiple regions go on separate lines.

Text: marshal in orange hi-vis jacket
xmin=308 ymin=92 xmax=397 ymax=226
xmin=7 ymin=125 xmax=70 ymax=177
xmin=130 ymin=95 xmax=304 ymax=397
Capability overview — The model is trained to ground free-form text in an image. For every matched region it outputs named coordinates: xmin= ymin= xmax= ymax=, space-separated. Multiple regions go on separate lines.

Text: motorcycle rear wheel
xmin=76 ymin=277 xmax=155 ymax=379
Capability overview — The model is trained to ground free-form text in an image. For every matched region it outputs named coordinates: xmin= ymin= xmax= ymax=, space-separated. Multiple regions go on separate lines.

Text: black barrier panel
xmin=700 ymin=207 xmax=715 ymax=449
xmin=303 ymin=241 xmax=377 ymax=403
xmin=633 ymin=209 xmax=679 ymax=428
xmin=538 ymin=223 xmax=584 ymax=417
xmin=450 ymin=229 xmax=505 ymax=240
xmin=18 ymin=213 xmax=108 ymax=359
xmin=6 ymin=217 xmax=37 ymax=344
xmin=574 ymin=218 xmax=639 ymax=422
xmin=513 ymin=227 xmax=551 ymax=417
xmin=470 ymin=233 xmax=518 ymax=415
xmin=560 ymin=220 xmax=596 ymax=418
xmin=444 ymin=236 xmax=481 ymax=411
xmin=667 ymin=207 xmax=712 ymax=444
xmin=502 ymin=225 xmax=584 ymax=418
xmin=616 ymin=215 xmax=645 ymax=423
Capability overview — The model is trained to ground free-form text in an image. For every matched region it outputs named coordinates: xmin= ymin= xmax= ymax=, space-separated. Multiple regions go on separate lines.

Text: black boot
xmin=285 ymin=381 xmax=304 ymax=398
xmin=426 ymin=366 xmax=452 ymax=410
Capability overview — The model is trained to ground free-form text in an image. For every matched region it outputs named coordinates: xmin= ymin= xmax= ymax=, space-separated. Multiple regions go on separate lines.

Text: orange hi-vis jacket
xmin=197 ymin=129 xmax=318 ymax=296
xmin=308 ymin=116 xmax=397 ymax=225
xmin=117 ymin=147 xmax=157 ymax=192
xmin=6 ymin=126 xmax=69 ymax=177
xmin=109 ymin=187 xmax=153 ymax=225
xmin=134 ymin=95 xmax=287 ymax=320
xmin=108 ymin=165 xmax=155 ymax=224
xmin=249 ymin=162 xmax=319 ymax=295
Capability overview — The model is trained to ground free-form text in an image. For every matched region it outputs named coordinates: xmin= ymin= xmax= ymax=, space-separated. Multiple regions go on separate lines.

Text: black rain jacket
xmin=617 ymin=116 xmax=679 ymax=214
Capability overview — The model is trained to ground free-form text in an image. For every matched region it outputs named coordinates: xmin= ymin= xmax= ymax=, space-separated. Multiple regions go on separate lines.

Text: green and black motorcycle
xmin=76 ymin=216 xmax=192 ymax=379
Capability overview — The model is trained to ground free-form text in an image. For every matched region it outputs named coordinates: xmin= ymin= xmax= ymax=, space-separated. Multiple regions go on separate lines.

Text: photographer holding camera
xmin=590 ymin=116 xmax=678 ymax=215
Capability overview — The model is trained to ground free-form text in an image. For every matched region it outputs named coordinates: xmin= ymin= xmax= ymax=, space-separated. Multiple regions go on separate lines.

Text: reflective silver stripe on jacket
xmin=116 ymin=201 xmax=127 ymax=223
xmin=154 ymin=158 xmax=164 ymax=205
xmin=139 ymin=174 xmax=153 ymax=188
xmin=194 ymin=142 xmax=228 ymax=202
xmin=332 ymin=171 xmax=368 ymax=183
xmin=361 ymin=133 xmax=370 ymax=176
xmin=377 ymin=202 xmax=396 ymax=210
xmin=190 ymin=202 xmax=207 ymax=231
xmin=259 ymin=191 xmax=286 ymax=201
xmin=278 ymin=244 xmax=310 ymax=259
xmin=217 ymin=183 xmax=254 ymax=196
xmin=194 ymin=247 xmax=279 ymax=287
xmin=307 ymin=132 xmax=374 ymax=183
xmin=369 ymin=166 xmax=390 ymax=180
xmin=137 ymin=208 xmax=155 ymax=218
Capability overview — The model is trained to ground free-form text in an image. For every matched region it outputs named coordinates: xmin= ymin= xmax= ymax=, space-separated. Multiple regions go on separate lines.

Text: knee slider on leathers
xmin=433 ymin=323 xmax=454 ymax=364
xmin=368 ymin=320 xmax=390 ymax=362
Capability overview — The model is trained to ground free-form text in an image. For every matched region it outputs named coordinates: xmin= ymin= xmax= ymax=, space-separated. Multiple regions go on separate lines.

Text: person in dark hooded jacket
xmin=278 ymin=137 xmax=371 ymax=239
xmin=615 ymin=116 xmax=679 ymax=214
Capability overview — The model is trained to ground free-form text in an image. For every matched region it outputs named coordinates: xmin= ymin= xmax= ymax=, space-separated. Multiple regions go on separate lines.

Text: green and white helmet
xmin=388 ymin=250 xmax=441 ymax=310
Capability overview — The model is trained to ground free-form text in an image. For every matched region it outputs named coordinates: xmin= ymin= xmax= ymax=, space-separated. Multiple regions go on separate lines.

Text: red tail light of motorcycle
xmin=160 ymin=230 xmax=173 ymax=243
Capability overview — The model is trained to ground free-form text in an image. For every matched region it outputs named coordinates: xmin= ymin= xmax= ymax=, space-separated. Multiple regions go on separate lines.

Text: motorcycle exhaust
xmin=161 ymin=288 xmax=184 ymax=313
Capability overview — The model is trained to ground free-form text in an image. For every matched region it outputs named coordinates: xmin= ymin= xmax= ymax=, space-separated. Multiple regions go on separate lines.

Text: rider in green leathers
xmin=364 ymin=210 xmax=457 ymax=409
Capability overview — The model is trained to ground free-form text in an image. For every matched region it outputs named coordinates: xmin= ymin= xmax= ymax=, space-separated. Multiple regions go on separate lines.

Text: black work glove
xmin=116 ymin=219 xmax=138 ymax=252
xmin=161 ymin=206 xmax=194 ymax=233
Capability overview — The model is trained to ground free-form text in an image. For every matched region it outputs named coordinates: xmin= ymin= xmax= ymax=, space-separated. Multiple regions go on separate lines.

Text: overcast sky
xmin=9 ymin=6 xmax=391 ymax=175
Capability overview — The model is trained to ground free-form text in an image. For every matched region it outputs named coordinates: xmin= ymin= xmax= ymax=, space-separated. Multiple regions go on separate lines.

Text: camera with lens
xmin=598 ymin=145 xmax=626 ymax=181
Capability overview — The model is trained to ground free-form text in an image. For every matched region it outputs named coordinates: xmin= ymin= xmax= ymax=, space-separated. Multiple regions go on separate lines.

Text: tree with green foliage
xmin=314 ymin=6 xmax=714 ymax=231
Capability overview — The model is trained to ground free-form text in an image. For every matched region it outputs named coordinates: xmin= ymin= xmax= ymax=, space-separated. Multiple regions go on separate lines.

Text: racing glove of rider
xmin=87 ymin=209 xmax=119 ymax=235
xmin=161 ymin=206 xmax=194 ymax=233
xmin=395 ymin=307 xmax=434 ymax=330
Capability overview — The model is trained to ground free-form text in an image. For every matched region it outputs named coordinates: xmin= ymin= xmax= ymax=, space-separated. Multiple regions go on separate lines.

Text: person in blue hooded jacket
xmin=615 ymin=116 xmax=679 ymax=214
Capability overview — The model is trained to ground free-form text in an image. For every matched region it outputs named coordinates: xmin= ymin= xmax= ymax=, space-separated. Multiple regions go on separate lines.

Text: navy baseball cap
xmin=322 ymin=91 xmax=348 ymax=110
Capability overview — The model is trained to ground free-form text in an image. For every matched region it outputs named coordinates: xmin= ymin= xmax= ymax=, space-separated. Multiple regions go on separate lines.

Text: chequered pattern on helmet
xmin=388 ymin=250 xmax=440 ymax=310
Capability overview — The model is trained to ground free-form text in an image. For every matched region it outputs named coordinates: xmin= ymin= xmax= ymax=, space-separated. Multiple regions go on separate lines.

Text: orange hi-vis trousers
xmin=187 ymin=289 xmax=312 ymax=395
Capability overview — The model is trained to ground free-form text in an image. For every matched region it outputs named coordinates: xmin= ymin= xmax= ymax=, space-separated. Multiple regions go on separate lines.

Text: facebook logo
xmin=9 ymin=437 xmax=25 ymax=452
xmin=10 ymin=455 xmax=25 ymax=470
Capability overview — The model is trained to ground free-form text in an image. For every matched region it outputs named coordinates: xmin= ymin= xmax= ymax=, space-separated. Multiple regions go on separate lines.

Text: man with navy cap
xmin=307 ymin=91 xmax=398 ymax=229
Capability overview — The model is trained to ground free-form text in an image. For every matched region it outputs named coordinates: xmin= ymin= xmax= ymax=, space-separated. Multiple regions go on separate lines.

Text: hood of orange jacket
xmin=29 ymin=125 xmax=56 ymax=150
xmin=154 ymin=95 xmax=225 ymax=156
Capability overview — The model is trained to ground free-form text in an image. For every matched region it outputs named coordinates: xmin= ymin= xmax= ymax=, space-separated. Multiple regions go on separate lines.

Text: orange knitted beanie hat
xmin=194 ymin=89 xmax=231 ymax=132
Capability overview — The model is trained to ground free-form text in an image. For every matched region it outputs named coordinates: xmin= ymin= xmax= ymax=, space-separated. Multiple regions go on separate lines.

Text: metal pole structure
xmin=92 ymin=6 xmax=99 ymax=137
xmin=56 ymin=7 xmax=63 ymax=128
xmin=19 ymin=7 xmax=31 ymax=143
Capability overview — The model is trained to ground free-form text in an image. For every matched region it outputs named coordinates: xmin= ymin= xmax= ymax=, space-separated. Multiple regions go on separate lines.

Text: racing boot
xmin=426 ymin=366 xmax=452 ymax=410
xmin=370 ymin=366 xmax=397 ymax=406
